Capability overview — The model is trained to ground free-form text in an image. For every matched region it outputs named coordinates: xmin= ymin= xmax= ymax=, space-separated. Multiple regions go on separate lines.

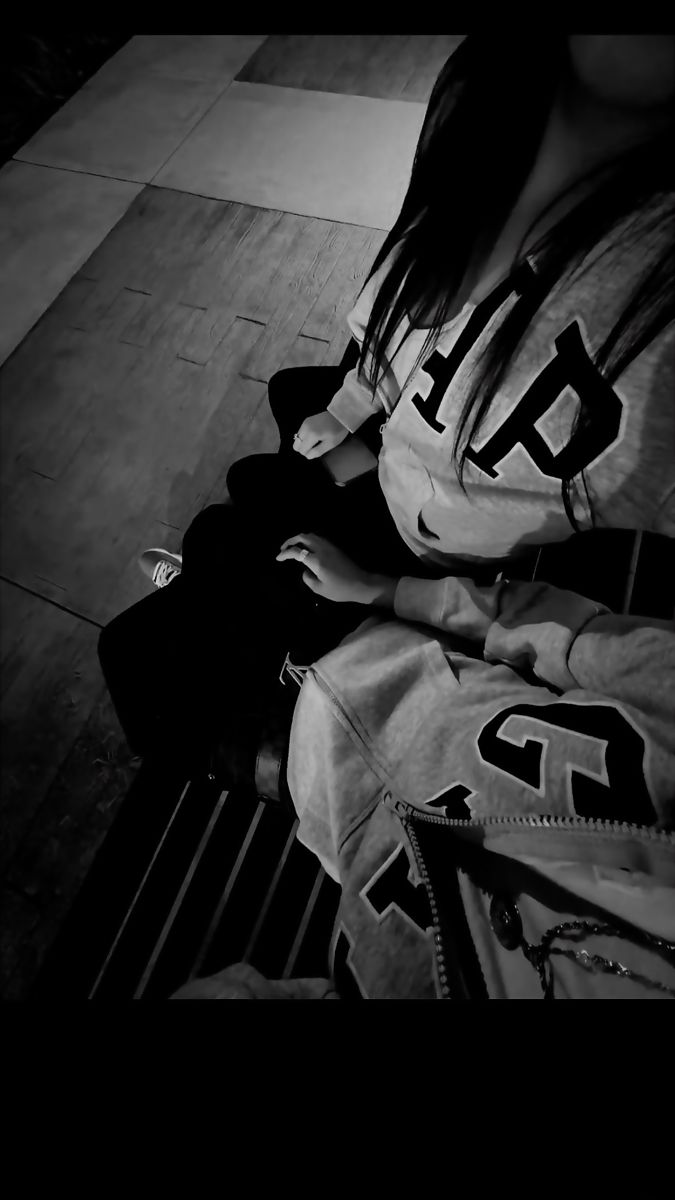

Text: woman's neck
xmin=521 ymin=64 xmax=670 ymax=221
xmin=454 ymin=54 xmax=671 ymax=315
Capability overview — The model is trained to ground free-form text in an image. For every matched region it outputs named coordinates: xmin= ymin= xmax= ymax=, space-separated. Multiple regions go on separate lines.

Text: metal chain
xmin=518 ymin=919 xmax=675 ymax=1000
xmin=548 ymin=946 xmax=675 ymax=998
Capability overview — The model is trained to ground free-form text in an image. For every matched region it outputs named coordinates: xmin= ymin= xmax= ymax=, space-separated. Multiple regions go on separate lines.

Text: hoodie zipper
xmin=404 ymin=817 xmax=455 ymax=998
xmin=309 ymin=671 xmax=675 ymax=996
xmin=311 ymin=663 xmax=675 ymax=852
xmin=388 ymin=797 xmax=490 ymax=1000
xmin=384 ymin=797 xmax=675 ymax=846
xmin=386 ymin=797 xmax=675 ymax=1001
xmin=308 ymin=672 xmax=461 ymax=997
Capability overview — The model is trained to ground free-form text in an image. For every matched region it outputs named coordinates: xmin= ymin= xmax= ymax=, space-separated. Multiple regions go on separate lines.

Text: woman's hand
xmin=293 ymin=411 xmax=349 ymax=459
xmin=276 ymin=533 xmax=398 ymax=607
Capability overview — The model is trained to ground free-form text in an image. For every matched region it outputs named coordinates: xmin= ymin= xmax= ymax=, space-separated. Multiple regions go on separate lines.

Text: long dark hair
xmin=357 ymin=35 xmax=675 ymax=529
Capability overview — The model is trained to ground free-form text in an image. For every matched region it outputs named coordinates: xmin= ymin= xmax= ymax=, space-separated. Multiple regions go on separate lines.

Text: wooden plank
xmin=335 ymin=38 xmax=394 ymax=101
xmin=1 ymin=685 xmax=140 ymax=1000
xmin=236 ymin=35 xmax=306 ymax=88
xmin=68 ymin=278 xmax=129 ymax=334
xmin=242 ymin=818 xmax=300 ymax=963
xmin=119 ymin=295 xmax=205 ymax=349
xmin=325 ymin=232 xmax=388 ymax=364
xmin=0 ymin=580 xmax=103 ymax=877
xmin=1 ymin=333 xmax=258 ymax=618
xmin=1 ymin=193 xmax=384 ymax=623
xmin=134 ymin=199 xmax=260 ymax=313
xmin=236 ymin=34 xmax=463 ymax=101
xmin=282 ymin=333 xmax=332 ymax=372
xmin=179 ymin=207 xmax=310 ymax=363
xmin=63 ymin=191 xmax=202 ymax=331
xmin=198 ymin=374 xmax=272 ymax=512
xmin=48 ymin=274 xmax=99 ymax=327
xmin=400 ymin=36 xmax=463 ymax=101
xmin=301 ymin=225 xmax=386 ymax=340
xmin=179 ymin=207 xmax=284 ymax=363
xmin=240 ymin=211 xmax=319 ymax=324
xmin=281 ymin=864 xmax=325 ymax=979
xmin=186 ymin=799 xmax=267 ymax=981
xmin=325 ymin=326 xmax=354 ymax=369
xmin=0 ymin=183 xmax=390 ymax=1000
xmin=96 ymin=286 xmax=149 ymax=339
xmin=0 ymin=322 xmax=142 ymax=486
xmin=324 ymin=36 xmax=382 ymax=99
xmin=139 ymin=320 xmax=268 ymax=532
xmin=179 ymin=201 xmax=263 ymax=309
xmin=244 ymin=221 xmax=351 ymax=380
xmin=132 ymin=787 xmax=231 ymax=999
xmin=292 ymin=35 xmax=358 ymax=92
xmin=0 ymin=887 xmax=43 ymax=1001
xmin=78 ymin=188 xmax=199 ymax=306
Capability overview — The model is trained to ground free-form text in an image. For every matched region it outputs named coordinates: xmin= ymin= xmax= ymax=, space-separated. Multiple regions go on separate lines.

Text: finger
xmin=275 ymin=549 xmax=315 ymax=568
xmin=302 ymin=569 xmax=321 ymax=593
xmin=295 ymin=435 xmax=320 ymax=455
xmin=304 ymin=442 xmax=327 ymax=460
xmin=276 ymin=544 xmax=325 ymax=566
xmin=304 ymin=553 xmax=325 ymax=580
xmin=277 ymin=544 xmax=323 ymax=573
xmin=278 ymin=534 xmax=309 ymax=553
xmin=294 ymin=533 xmax=322 ymax=551
xmin=301 ymin=533 xmax=330 ymax=554
xmin=300 ymin=548 xmax=325 ymax=577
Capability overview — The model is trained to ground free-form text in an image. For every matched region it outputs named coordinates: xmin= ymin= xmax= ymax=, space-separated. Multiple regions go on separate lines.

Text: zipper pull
xmin=384 ymin=791 xmax=409 ymax=819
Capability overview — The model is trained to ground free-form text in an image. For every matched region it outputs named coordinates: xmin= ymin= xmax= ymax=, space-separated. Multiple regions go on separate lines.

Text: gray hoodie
xmin=279 ymin=567 xmax=675 ymax=998
xmin=327 ymin=221 xmax=675 ymax=567
xmin=288 ymin=571 xmax=675 ymax=875
xmin=172 ymin=564 xmax=675 ymax=1000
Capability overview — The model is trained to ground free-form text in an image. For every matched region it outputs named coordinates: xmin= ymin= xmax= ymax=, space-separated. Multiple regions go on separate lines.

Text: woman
xmin=268 ymin=34 xmax=675 ymax=586
xmin=172 ymin=535 xmax=675 ymax=1000
xmin=101 ymin=34 xmax=675 ymax=780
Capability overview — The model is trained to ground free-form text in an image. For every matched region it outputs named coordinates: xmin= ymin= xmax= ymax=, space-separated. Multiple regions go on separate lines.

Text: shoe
xmin=139 ymin=547 xmax=183 ymax=588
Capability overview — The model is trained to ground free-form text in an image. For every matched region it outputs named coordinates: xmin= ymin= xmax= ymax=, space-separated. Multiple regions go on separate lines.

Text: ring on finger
xmin=298 ymin=547 xmax=310 ymax=562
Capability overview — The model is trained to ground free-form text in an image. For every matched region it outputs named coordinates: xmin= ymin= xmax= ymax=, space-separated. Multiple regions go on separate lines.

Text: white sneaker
xmin=139 ymin=548 xmax=183 ymax=588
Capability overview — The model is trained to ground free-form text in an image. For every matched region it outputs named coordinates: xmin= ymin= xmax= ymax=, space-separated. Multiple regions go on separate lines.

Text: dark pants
xmin=98 ymin=353 xmax=453 ymax=766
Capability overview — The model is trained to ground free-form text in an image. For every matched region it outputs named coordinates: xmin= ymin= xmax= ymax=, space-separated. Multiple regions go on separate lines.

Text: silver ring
xmin=299 ymin=547 xmax=310 ymax=562
xmin=293 ymin=432 xmax=301 ymax=441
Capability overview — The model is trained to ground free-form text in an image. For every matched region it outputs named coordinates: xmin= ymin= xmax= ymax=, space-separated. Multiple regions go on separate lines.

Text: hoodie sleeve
xmin=394 ymin=572 xmax=675 ymax=699
xmin=326 ymin=256 xmax=403 ymax=433
xmin=395 ymin=572 xmax=675 ymax=827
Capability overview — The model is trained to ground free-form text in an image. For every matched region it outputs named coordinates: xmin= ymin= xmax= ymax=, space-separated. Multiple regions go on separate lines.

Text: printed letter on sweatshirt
xmin=477 ymin=700 xmax=655 ymax=825
xmin=465 ymin=322 xmax=624 ymax=480
xmin=361 ymin=844 xmax=434 ymax=935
